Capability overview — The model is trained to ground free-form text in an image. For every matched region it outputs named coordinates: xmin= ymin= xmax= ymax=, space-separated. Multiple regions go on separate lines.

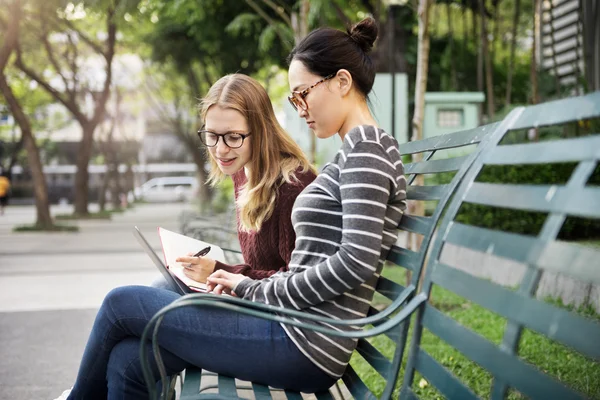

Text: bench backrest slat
xmin=464 ymin=182 xmax=600 ymax=216
xmin=485 ymin=135 xmax=600 ymax=164
xmin=401 ymin=91 xmax=600 ymax=399
xmin=347 ymin=121 xmax=498 ymax=398
xmin=398 ymin=123 xmax=498 ymax=155
xmin=404 ymin=155 xmax=472 ymax=175
xmin=397 ymin=214 xmax=433 ymax=236
xmin=509 ymin=93 xmax=600 ymax=130
xmin=406 ymin=185 xmax=449 ymax=201
xmin=431 ymin=261 xmax=600 ymax=358
xmin=421 ymin=304 xmax=585 ymax=399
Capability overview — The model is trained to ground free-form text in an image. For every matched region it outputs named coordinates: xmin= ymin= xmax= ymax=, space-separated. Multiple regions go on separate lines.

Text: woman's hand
xmin=206 ymin=270 xmax=248 ymax=296
xmin=176 ymin=254 xmax=216 ymax=283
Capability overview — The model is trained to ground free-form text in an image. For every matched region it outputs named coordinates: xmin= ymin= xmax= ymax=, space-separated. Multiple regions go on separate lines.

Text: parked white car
xmin=135 ymin=176 xmax=198 ymax=203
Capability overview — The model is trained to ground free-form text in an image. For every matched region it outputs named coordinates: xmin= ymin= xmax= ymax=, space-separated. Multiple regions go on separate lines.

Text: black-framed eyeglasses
xmin=288 ymin=74 xmax=335 ymax=111
xmin=197 ymin=128 xmax=252 ymax=149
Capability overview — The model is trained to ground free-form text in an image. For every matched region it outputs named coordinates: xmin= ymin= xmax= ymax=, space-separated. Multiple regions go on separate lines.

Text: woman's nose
xmin=215 ymin=138 xmax=230 ymax=155
xmin=297 ymin=107 xmax=308 ymax=118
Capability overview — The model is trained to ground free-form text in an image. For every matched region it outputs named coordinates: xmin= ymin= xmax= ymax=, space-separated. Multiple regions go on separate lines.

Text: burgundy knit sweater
xmin=213 ymin=168 xmax=316 ymax=279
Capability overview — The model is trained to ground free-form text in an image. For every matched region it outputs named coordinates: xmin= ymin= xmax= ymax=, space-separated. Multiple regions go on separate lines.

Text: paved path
xmin=0 ymin=203 xmax=192 ymax=400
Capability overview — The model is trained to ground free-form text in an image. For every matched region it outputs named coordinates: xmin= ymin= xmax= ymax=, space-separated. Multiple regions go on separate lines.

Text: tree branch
xmin=40 ymin=28 xmax=72 ymax=97
xmin=331 ymin=0 xmax=353 ymax=27
xmin=66 ymin=31 xmax=80 ymax=98
xmin=14 ymin=46 xmax=86 ymax=122
xmin=0 ymin=0 xmax=21 ymax=72
xmin=90 ymin=7 xmax=117 ymax=128
xmin=193 ymin=60 xmax=214 ymax=96
xmin=360 ymin=0 xmax=376 ymax=15
xmin=62 ymin=18 xmax=105 ymax=56
xmin=270 ymin=0 xmax=292 ymax=14
xmin=260 ymin=0 xmax=292 ymax=27
xmin=245 ymin=0 xmax=290 ymax=44
xmin=142 ymin=75 xmax=183 ymax=130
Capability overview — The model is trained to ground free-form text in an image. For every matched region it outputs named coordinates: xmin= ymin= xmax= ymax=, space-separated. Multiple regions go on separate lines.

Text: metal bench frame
xmin=141 ymin=92 xmax=600 ymax=399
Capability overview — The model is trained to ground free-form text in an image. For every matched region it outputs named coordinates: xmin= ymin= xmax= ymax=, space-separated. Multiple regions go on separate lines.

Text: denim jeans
xmin=150 ymin=274 xmax=178 ymax=292
xmin=68 ymin=285 xmax=336 ymax=400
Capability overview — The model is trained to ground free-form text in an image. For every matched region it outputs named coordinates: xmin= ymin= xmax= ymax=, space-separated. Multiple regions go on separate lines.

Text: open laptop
xmin=133 ymin=226 xmax=197 ymax=295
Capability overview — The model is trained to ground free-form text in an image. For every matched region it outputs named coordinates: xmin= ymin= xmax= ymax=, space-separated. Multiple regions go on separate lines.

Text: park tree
xmin=14 ymin=0 xmax=139 ymax=216
xmin=505 ymin=0 xmax=520 ymax=106
xmin=0 ymin=0 xmax=54 ymax=228
xmin=411 ymin=0 xmax=433 ymax=203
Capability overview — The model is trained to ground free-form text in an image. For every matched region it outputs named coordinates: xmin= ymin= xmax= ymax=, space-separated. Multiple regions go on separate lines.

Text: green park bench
xmin=141 ymin=91 xmax=600 ymax=399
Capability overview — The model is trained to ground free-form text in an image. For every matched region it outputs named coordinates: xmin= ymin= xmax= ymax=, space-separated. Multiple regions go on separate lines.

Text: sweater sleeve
xmin=234 ymin=141 xmax=398 ymax=309
xmin=213 ymin=260 xmax=286 ymax=279
xmin=213 ymin=169 xmax=315 ymax=280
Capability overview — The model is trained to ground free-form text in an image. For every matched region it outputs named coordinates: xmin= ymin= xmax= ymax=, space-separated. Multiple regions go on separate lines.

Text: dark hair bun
xmin=347 ymin=17 xmax=378 ymax=53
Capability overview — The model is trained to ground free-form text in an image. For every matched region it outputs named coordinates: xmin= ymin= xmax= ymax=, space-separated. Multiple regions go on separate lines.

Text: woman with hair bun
xmin=54 ymin=18 xmax=406 ymax=400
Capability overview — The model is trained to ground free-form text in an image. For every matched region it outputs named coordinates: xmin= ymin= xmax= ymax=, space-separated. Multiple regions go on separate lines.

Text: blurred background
xmin=0 ymin=1 xmax=599 ymax=399
xmin=1 ymin=0 xmax=598 ymax=224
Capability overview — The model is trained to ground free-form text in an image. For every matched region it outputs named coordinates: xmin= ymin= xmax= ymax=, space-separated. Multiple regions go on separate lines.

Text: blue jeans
xmin=68 ymin=286 xmax=336 ymax=399
xmin=150 ymin=274 xmax=178 ymax=292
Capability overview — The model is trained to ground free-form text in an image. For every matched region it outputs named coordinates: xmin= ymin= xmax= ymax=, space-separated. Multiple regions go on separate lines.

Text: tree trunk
xmin=530 ymin=0 xmax=540 ymax=141
xmin=15 ymin=6 xmax=116 ymax=217
xmin=462 ymin=1 xmax=468 ymax=58
xmin=493 ymin=0 xmax=501 ymax=57
xmin=580 ymin=0 xmax=599 ymax=92
xmin=183 ymin=70 xmax=213 ymax=211
xmin=472 ymin=6 xmax=483 ymax=122
xmin=531 ymin=0 xmax=540 ymax=106
xmin=73 ymin=124 xmax=95 ymax=215
xmin=0 ymin=74 xmax=53 ymax=227
xmin=480 ymin=0 xmax=495 ymax=119
xmin=447 ymin=2 xmax=458 ymax=90
xmin=411 ymin=0 xmax=433 ymax=219
xmin=110 ymin=163 xmax=122 ymax=209
xmin=291 ymin=0 xmax=316 ymax=164
xmin=190 ymin=148 xmax=213 ymax=213
xmin=99 ymin=163 xmax=109 ymax=211
xmin=0 ymin=0 xmax=53 ymax=228
xmin=505 ymin=0 xmax=521 ymax=106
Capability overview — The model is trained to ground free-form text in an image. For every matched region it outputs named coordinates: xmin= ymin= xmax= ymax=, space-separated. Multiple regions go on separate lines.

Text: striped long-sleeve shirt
xmin=235 ymin=125 xmax=407 ymax=377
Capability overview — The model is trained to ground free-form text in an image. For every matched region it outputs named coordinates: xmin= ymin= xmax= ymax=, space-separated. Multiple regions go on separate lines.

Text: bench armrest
xmin=174 ymin=283 xmax=418 ymax=328
xmin=141 ymin=290 xmax=427 ymax=399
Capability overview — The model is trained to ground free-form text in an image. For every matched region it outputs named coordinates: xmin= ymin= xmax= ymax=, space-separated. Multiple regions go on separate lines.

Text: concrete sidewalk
xmin=0 ymin=203 xmax=193 ymax=400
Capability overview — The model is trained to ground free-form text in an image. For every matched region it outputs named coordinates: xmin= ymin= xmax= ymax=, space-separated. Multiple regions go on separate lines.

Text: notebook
xmin=133 ymin=226 xmax=225 ymax=294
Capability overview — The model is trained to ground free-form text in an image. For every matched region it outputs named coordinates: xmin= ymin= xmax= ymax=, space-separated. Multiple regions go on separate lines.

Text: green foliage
xmin=13 ymin=223 xmax=79 ymax=232
xmin=258 ymin=22 xmax=294 ymax=54
xmin=54 ymin=210 xmax=113 ymax=220
xmin=226 ymin=13 xmax=262 ymax=37
xmin=454 ymin=162 xmax=600 ymax=240
xmin=431 ymin=36 xmax=533 ymax=106
xmin=143 ymin=0 xmax=289 ymax=77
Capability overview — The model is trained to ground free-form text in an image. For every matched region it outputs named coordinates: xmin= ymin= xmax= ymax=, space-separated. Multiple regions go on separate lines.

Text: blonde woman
xmin=150 ymin=74 xmax=316 ymax=293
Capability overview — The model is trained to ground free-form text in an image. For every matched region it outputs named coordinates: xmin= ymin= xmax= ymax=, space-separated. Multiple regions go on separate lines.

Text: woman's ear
xmin=335 ymin=69 xmax=353 ymax=97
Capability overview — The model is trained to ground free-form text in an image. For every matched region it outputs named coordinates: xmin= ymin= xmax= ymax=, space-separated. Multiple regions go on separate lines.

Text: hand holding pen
xmin=176 ymin=246 xmax=215 ymax=283
xmin=192 ymin=246 xmax=211 ymax=258
xmin=182 ymin=246 xmax=211 ymax=267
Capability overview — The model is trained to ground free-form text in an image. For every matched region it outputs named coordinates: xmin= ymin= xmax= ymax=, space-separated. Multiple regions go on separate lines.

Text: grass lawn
xmin=349 ymin=266 xmax=600 ymax=399
xmin=54 ymin=210 xmax=113 ymax=220
xmin=13 ymin=223 xmax=79 ymax=232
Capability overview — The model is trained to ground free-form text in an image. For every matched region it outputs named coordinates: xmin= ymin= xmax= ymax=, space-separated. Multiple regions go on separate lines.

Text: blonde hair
xmin=199 ymin=74 xmax=315 ymax=232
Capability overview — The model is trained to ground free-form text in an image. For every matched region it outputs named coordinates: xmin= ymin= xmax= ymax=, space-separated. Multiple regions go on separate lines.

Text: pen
xmin=193 ymin=246 xmax=211 ymax=257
